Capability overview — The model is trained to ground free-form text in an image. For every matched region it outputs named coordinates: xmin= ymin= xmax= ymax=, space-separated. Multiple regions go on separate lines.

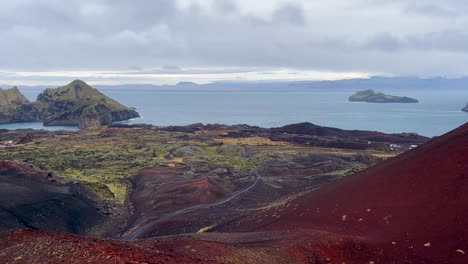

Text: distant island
xmin=0 ymin=86 xmax=37 ymax=124
xmin=463 ymin=102 xmax=468 ymax=112
xmin=349 ymin=89 xmax=419 ymax=103
xmin=0 ymin=80 xmax=139 ymax=129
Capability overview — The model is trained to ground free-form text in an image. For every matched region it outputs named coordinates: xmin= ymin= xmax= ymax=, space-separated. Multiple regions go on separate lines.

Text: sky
xmin=1 ymin=0 xmax=468 ymax=85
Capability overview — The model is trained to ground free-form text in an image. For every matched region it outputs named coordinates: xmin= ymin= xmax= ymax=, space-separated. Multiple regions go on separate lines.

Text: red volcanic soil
xmin=0 ymin=123 xmax=467 ymax=263
xmin=127 ymin=165 xmax=231 ymax=237
xmin=221 ymin=122 xmax=468 ymax=263
xmin=130 ymin=166 xmax=228 ymax=216
xmin=0 ymin=229 xmax=220 ymax=264
xmin=131 ymin=166 xmax=230 ymax=210
xmin=0 ymin=229 xmax=311 ymax=263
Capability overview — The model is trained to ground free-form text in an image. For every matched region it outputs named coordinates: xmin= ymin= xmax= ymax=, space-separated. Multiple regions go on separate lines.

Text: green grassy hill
xmin=0 ymin=87 xmax=37 ymax=123
xmin=34 ymin=80 xmax=139 ymax=128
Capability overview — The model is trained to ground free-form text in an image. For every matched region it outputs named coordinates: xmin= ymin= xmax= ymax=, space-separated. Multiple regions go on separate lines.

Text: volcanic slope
xmin=218 ymin=122 xmax=468 ymax=263
xmin=0 ymin=161 xmax=109 ymax=235
xmin=0 ymin=123 xmax=465 ymax=263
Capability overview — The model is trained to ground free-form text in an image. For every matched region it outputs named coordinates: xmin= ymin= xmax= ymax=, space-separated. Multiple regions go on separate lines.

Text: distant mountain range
xmin=6 ymin=76 xmax=468 ymax=92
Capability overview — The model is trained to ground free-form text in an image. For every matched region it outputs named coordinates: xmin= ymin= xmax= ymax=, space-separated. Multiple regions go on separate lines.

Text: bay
xmin=1 ymin=88 xmax=466 ymax=137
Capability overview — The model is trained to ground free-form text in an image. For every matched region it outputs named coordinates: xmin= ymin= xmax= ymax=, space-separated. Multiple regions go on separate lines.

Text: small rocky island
xmin=0 ymin=86 xmax=37 ymax=123
xmin=349 ymin=89 xmax=419 ymax=103
xmin=0 ymin=80 xmax=139 ymax=128
xmin=462 ymin=103 xmax=468 ymax=112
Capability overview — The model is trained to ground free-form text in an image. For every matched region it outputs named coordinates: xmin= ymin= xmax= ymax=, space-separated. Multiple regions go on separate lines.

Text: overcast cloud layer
xmin=2 ymin=0 xmax=468 ymax=84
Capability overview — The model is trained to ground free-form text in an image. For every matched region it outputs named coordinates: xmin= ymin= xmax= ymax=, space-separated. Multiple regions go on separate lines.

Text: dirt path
xmin=122 ymin=170 xmax=262 ymax=240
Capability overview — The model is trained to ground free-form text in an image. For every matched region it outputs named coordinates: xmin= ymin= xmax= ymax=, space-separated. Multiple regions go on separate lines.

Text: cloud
xmin=161 ymin=65 xmax=182 ymax=71
xmin=0 ymin=0 xmax=467 ymax=84
xmin=272 ymin=3 xmax=306 ymax=25
xmin=213 ymin=0 xmax=238 ymax=13
xmin=365 ymin=33 xmax=404 ymax=52
xmin=405 ymin=3 xmax=456 ymax=17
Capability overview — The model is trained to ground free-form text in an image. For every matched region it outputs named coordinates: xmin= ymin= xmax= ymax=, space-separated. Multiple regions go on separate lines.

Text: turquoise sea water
xmin=1 ymin=89 xmax=467 ymax=137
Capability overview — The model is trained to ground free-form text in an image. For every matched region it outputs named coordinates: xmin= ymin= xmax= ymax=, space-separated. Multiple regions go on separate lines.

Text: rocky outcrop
xmin=350 ymin=89 xmax=418 ymax=103
xmin=463 ymin=103 xmax=468 ymax=112
xmin=35 ymin=80 xmax=139 ymax=129
xmin=78 ymin=103 xmax=113 ymax=129
xmin=0 ymin=87 xmax=38 ymax=123
xmin=111 ymin=108 xmax=140 ymax=122
xmin=0 ymin=80 xmax=139 ymax=128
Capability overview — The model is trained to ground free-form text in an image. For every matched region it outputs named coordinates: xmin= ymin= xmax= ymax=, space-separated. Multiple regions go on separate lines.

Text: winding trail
xmin=123 ymin=170 xmax=262 ymax=240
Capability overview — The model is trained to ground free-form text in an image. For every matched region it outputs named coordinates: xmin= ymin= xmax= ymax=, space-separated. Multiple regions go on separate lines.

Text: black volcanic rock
xmin=0 ymin=161 xmax=106 ymax=235
xmin=35 ymin=80 xmax=139 ymax=129
xmin=272 ymin=122 xmax=429 ymax=144
xmin=349 ymin=89 xmax=419 ymax=103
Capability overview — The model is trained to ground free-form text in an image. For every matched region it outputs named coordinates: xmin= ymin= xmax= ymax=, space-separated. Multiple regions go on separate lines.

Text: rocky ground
xmin=0 ymin=122 xmax=443 ymax=263
xmin=0 ymin=122 xmax=425 ymax=239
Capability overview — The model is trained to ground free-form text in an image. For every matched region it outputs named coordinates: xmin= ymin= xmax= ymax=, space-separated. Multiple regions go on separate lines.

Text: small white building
xmin=390 ymin=144 xmax=402 ymax=150
xmin=1 ymin=140 xmax=14 ymax=147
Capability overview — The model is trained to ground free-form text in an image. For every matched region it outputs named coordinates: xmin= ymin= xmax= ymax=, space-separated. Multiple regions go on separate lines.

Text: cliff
xmin=0 ymin=86 xmax=38 ymax=123
xmin=350 ymin=89 xmax=419 ymax=103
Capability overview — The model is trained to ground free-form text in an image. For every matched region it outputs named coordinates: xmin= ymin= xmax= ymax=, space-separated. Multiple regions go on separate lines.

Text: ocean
xmin=1 ymin=88 xmax=467 ymax=137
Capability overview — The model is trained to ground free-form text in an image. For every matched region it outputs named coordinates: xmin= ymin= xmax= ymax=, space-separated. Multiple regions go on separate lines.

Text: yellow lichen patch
xmin=252 ymin=189 xmax=314 ymax=212
xmin=165 ymin=157 xmax=184 ymax=163
xmin=165 ymin=157 xmax=184 ymax=167
xmin=105 ymin=182 xmax=128 ymax=204
xmin=173 ymin=157 xmax=184 ymax=163
xmin=456 ymin=249 xmax=466 ymax=255
xmin=424 ymin=242 xmax=431 ymax=247
xmin=196 ymin=225 xmax=216 ymax=233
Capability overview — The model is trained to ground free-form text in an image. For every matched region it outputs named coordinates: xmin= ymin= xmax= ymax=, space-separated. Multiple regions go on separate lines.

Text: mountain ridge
xmin=9 ymin=76 xmax=468 ymax=92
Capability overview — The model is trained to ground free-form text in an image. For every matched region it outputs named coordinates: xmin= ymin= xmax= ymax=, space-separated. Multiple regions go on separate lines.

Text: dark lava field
xmin=2 ymin=122 xmax=466 ymax=263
